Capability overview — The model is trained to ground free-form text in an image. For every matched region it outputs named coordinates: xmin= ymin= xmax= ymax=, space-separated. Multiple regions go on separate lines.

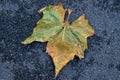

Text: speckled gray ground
xmin=0 ymin=0 xmax=120 ymax=80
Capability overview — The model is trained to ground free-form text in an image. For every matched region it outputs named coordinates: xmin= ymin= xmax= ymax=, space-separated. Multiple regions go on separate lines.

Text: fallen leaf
xmin=22 ymin=2 xmax=94 ymax=77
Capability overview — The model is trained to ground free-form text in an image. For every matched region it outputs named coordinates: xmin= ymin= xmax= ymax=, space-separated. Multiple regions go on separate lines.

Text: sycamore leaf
xmin=22 ymin=2 xmax=94 ymax=77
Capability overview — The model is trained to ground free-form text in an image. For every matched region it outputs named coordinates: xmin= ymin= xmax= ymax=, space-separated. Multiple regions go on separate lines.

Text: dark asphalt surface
xmin=0 ymin=0 xmax=120 ymax=80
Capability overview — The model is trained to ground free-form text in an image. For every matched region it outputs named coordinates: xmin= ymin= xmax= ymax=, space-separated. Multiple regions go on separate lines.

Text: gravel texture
xmin=0 ymin=0 xmax=120 ymax=80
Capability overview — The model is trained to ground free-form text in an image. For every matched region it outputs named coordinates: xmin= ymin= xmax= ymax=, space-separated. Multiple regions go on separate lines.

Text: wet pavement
xmin=0 ymin=0 xmax=120 ymax=80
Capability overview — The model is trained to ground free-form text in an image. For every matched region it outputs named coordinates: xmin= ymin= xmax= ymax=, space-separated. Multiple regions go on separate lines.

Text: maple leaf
xmin=22 ymin=2 xmax=94 ymax=77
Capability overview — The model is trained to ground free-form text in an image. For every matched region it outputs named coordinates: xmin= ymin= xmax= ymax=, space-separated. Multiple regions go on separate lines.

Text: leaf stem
xmin=66 ymin=9 xmax=72 ymax=23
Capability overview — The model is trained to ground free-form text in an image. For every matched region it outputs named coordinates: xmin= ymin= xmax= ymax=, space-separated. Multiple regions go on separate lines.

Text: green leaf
xmin=22 ymin=3 xmax=65 ymax=44
xmin=22 ymin=2 xmax=94 ymax=77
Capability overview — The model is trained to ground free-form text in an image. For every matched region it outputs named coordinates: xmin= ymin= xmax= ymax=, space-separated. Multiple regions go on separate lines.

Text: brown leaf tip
xmin=57 ymin=2 xmax=63 ymax=7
